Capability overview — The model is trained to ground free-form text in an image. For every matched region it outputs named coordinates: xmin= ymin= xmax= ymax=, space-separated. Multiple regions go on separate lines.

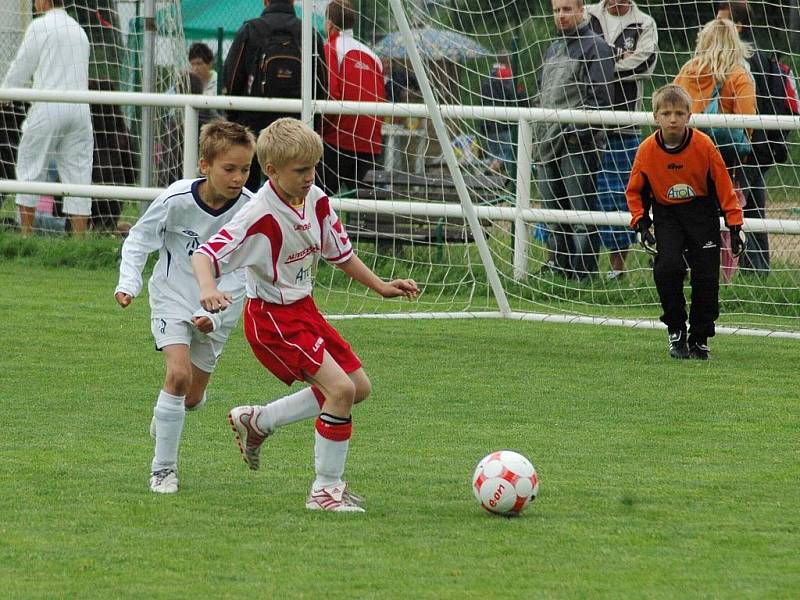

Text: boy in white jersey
xmin=115 ymin=120 xmax=256 ymax=494
xmin=192 ymin=118 xmax=418 ymax=512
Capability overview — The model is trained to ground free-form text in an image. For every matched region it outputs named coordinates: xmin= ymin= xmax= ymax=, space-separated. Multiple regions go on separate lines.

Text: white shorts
xmin=151 ymin=317 xmax=234 ymax=373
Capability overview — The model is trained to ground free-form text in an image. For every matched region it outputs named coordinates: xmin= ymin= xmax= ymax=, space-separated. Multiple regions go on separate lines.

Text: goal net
xmin=1 ymin=0 xmax=799 ymax=336
xmin=313 ymin=0 xmax=800 ymax=336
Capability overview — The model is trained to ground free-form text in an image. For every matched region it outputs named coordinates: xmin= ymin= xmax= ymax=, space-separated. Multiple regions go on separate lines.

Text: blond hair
xmin=684 ymin=18 xmax=753 ymax=83
xmin=198 ymin=119 xmax=256 ymax=164
xmin=652 ymin=84 xmax=693 ymax=114
xmin=256 ymin=117 xmax=323 ymax=171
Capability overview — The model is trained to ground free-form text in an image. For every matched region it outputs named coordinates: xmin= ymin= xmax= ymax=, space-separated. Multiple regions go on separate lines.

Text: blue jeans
xmin=596 ymin=134 xmax=639 ymax=251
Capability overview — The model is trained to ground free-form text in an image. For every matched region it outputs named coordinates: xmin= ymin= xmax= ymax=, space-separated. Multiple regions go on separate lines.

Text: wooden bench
xmin=339 ymin=169 xmax=510 ymax=249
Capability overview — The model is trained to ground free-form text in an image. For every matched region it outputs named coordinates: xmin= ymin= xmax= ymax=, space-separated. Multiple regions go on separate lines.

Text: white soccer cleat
xmin=305 ymin=483 xmax=366 ymax=513
xmin=149 ymin=416 xmax=157 ymax=439
xmin=228 ymin=406 xmax=270 ymax=471
xmin=149 ymin=469 xmax=178 ymax=494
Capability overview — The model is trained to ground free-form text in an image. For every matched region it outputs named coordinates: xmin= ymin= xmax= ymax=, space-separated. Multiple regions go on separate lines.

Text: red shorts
xmin=243 ymin=296 xmax=362 ymax=386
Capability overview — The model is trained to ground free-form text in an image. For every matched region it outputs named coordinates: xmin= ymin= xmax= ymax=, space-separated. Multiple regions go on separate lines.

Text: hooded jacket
xmin=533 ymin=18 xmax=615 ymax=162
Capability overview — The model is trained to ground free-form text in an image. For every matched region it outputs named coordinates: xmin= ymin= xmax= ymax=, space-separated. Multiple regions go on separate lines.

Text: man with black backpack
xmin=716 ymin=1 xmax=789 ymax=275
xmin=223 ymin=0 xmax=327 ymax=193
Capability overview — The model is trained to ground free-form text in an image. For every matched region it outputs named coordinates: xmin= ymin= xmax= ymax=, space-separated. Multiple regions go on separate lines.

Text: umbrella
xmin=374 ymin=27 xmax=491 ymax=61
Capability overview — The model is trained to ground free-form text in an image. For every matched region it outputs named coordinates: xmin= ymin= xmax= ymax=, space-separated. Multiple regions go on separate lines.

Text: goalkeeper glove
xmin=729 ymin=225 xmax=747 ymax=258
xmin=635 ymin=220 xmax=657 ymax=255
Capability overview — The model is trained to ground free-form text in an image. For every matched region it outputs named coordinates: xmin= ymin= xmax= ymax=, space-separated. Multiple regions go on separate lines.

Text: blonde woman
xmin=674 ymin=18 xmax=756 ymax=168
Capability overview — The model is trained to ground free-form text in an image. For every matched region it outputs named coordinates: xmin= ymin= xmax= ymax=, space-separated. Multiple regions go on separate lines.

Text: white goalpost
xmin=1 ymin=0 xmax=800 ymax=337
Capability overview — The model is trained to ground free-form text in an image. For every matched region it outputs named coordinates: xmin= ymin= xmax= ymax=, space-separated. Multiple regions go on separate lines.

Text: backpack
xmin=749 ymin=52 xmax=797 ymax=164
xmin=248 ymin=23 xmax=302 ymax=99
xmin=703 ymin=83 xmax=752 ymax=159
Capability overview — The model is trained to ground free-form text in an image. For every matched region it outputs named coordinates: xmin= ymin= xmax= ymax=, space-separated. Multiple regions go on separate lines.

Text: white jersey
xmin=116 ymin=178 xmax=253 ymax=322
xmin=196 ymin=181 xmax=353 ymax=305
xmin=2 ymin=8 xmax=89 ymax=93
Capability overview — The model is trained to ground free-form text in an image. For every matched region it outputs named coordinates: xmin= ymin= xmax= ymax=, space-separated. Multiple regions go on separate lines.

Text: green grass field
xmin=1 ymin=261 xmax=799 ymax=599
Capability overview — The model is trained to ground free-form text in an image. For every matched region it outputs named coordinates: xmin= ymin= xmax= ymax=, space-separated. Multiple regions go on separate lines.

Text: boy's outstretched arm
xmin=337 ymin=254 xmax=419 ymax=299
xmin=192 ymin=252 xmax=233 ymax=312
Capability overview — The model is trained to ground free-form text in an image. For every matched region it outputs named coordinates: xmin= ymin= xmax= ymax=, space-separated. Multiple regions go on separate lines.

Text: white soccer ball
xmin=472 ymin=450 xmax=539 ymax=516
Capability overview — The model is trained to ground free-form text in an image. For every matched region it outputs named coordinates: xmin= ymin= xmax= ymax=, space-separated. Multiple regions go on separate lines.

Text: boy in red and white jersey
xmin=192 ymin=118 xmax=418 ymax=512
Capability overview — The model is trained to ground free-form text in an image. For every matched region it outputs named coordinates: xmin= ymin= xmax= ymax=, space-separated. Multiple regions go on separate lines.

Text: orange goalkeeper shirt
xmin=626 ymin=128 xmax=743 ymax=228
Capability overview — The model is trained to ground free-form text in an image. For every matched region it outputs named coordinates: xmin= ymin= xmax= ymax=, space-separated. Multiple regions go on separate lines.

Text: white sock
xmin=151 ymin=390 xmax=186 ymax=473
xmin=312 ymin=414 xmax=352 ymax=490
xmin=255 ymin=387 xmax=321 ymax=432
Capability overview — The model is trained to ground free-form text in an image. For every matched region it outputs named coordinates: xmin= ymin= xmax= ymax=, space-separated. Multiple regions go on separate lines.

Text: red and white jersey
xmin=196 ymin=181 xmax=353 ymax=305
xmin=323 ymin=29 xmax=384 ymax=154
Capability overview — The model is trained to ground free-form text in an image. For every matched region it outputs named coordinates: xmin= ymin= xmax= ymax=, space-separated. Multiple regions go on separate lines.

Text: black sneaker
xmin=668 ymin=329 xmax=689 ymax=359
xmin=688 ymin=337 xmax=710 ymax=360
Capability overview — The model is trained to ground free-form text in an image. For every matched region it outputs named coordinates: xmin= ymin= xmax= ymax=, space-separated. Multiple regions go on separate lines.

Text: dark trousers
xmin=653 ymin=200 xmax=721 ymax=339
xmin=536 ymin=147 xmax=601 ymax=278
xmin=738 ymin=163 xmax=770 ymax=273
xmin=317 ymin=144 xmax=380 ymax=196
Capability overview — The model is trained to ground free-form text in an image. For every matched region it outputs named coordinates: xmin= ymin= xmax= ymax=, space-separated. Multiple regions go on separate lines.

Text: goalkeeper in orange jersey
xmin=626 ymin=84 xmax=746 ymax=360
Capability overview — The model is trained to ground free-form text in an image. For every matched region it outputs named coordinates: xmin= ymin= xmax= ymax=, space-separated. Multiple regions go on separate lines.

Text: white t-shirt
xmin=116 ymin=178 xmax=253 ymax=322
xmin=2 ymin=8 xmax=89 ymax=92
xmin=196 ymin=181 xmax=353 ymax=305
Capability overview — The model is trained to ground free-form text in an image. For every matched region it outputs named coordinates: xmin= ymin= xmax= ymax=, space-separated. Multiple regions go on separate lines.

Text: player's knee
xmin=164 ymin=368 xmax=192 ymax=396
xmin=353 ymin=378 xmax=372 ymax=404
xmin=329 ymin=378 xmax=356 ymax=407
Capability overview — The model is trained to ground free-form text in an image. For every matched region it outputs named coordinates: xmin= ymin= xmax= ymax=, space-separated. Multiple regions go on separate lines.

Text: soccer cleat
xmin=305 ymin=483 xmax=366 ymax=513
xmin=149 ymin=469 xmax=178 ymax=494
xmin=228 ymin=406 xmax=270 ymax=471
xmin=149 ymin=416 xmax=157 ymax=439
xmin=668 ymin=329 xmax=690 ymax=359
xmin=689 ymin=339 xmax=711 ymax=360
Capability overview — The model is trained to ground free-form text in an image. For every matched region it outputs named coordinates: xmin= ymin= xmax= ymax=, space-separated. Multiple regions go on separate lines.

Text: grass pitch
xmin=1 ymin=262 xmax=798 ymax=599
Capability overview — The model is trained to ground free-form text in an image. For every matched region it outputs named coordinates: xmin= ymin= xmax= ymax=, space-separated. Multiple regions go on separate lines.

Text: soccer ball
xmin=472 ymin=450 xmax=539 ymax=516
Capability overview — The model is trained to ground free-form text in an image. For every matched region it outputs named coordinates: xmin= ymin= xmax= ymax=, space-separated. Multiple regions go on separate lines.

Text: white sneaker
xmin=305 ymin=483 xmax=365 ymax=513
xmin=149 ymin=469 xmax=178 ymax=494
xmin=149 ymin=416 xmax=157 ymax=439
xmin=228 ymin=406 xmax=270 ymax=471
xmin=606 ymin=269 xmax=625 ymax=281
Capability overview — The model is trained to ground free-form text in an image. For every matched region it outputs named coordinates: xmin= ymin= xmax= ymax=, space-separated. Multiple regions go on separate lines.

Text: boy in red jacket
xmin=318 ymin=0 xmax=385 ymax=194
xmin=626 ymin=84 xmax=746 ymax=360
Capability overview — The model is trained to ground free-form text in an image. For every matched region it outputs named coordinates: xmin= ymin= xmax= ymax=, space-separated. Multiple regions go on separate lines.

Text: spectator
xmin=318 ymin=0 xmax=385 ymax=195
xmin=223 ymin=0 xmax=327 ymax=193
xmin=480 ymin=62 xmax=521 ymax=177
xmin=674 ymin=18 xmax=756 ymax=172
xmin=188 ymin=42 xmax=218 ymax=96
xmin=716 ymin=1 xmax=774 ymax=275
xmin=674 ymin=18 xmax=755 ymax=281
xmin=1 ymin=0 xmax=93 ymax=236
xmin=533 ymin=0 xmax=615 ymax=280
xmin=587 ymin=0 xmax=658 ymax=280
xmin=626 ymin=84 xmax=745 ymax=360
xmin=88 ymin=79 xmax=136 ymax=234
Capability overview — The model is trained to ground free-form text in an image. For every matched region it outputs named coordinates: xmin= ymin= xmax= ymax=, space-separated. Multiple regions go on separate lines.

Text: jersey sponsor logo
xmin=294 ymin=222 xmax=312 ymax=231
xmin=667 ymin=163 xmax=683 ymax=170
xmin=666 ymin=183 xmax=696 ymax=200
xmin=295 ymin=265 xmax=312 ymax=284
xmin=182 ymin=230 xmax=200 ymax=255
xmin=286 ymin=245 xmax=319 ymax=264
